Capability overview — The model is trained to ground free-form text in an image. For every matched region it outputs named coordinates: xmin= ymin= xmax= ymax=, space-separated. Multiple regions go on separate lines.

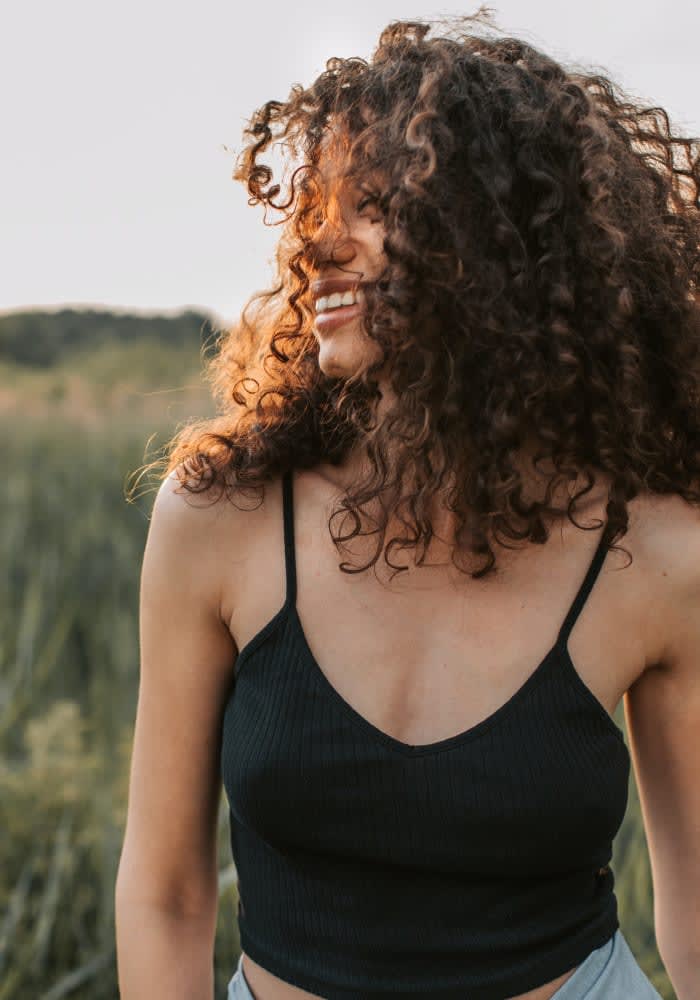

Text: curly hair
xmin=133 ymin=7 xmax=700 ymax=580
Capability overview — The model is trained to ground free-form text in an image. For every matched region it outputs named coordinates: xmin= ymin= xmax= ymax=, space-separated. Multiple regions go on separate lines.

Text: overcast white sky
xmin=2 ymin=1 xmax=698 ymax=328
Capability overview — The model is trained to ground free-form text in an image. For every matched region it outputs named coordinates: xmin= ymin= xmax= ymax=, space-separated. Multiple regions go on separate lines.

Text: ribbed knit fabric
xmin=220 ymin=468 xmax=631 ymax=1000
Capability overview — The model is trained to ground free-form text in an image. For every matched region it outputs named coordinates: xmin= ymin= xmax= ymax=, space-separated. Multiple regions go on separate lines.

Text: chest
xmin=225 ymin=501 xmax=658 ymax=751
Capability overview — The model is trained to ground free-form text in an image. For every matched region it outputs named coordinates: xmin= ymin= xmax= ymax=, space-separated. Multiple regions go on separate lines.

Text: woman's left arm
xmin=624 ymin=511 xmax=700 ymax=1000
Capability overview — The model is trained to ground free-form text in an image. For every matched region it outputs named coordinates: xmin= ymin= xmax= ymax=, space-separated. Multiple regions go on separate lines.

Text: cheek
xmin=370 ymin=227 xmax=387 ymax=261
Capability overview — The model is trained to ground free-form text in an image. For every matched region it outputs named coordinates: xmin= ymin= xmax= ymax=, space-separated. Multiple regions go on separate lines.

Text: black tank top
xmin=220 ymin=468 xmax=631 ymax=1000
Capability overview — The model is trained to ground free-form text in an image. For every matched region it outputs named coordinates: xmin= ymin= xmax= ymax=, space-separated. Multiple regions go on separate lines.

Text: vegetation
xmin=0 ymin=308 xmax=216 ymax=369
xmin=0 ymin=310 xmax=676 ymax=997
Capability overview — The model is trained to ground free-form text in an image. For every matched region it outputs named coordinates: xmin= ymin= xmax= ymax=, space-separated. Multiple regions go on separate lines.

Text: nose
xmin=307 ymin=216 xmax=357 ymax=271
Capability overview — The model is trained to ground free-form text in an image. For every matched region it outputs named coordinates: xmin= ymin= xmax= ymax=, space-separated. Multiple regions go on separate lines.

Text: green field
xmin=0 ymin=311 xmax=676 ymax=998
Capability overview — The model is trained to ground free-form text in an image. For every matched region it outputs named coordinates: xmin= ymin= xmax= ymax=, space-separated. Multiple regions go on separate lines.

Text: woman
xmin=115 ymin=11 xmax=700 ymax=1000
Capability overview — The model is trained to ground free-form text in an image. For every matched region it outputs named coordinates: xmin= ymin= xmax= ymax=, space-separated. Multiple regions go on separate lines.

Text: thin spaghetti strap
xmin=281 ymin=468 xmax=298 ymax=607
xmin=557 ymin=525 xmax=610 ymax=647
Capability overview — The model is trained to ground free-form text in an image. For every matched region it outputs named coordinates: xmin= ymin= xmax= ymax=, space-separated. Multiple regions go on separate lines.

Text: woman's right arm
xmin=115 ymin=471 xmax=239 ymax=999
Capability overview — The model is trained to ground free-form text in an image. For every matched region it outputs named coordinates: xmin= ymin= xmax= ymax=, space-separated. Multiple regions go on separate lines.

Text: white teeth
xmin=313 ymin=287 xmax=365 ymax=313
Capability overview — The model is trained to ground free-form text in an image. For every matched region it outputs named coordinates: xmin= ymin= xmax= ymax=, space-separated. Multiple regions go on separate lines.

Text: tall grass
xmin=0 ymin=392 xmax=676 ymax=998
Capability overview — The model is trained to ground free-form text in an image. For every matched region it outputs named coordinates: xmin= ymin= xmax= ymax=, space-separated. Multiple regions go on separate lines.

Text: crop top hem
xmin=238 ymin=916 xmax=619 ymax=1000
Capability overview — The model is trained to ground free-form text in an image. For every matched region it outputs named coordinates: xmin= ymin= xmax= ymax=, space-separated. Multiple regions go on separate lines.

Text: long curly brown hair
xmin=133 ymin=8 xmax=700 ymax=579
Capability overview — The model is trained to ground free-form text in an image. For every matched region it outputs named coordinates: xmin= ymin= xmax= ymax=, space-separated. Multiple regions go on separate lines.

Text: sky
xmin=2 ymin=1 xmax=698 ymax=329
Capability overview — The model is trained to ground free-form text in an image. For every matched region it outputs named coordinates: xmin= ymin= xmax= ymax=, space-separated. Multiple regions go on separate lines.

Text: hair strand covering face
xmin=130 ymin=6 xmax=700 ymax=581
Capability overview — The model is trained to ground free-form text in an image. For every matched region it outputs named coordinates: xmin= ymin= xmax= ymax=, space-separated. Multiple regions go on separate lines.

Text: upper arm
xmin=623 ymin=501 xmax=700 ymax=960
xmin=115 ymin=471 xmax=237 ymax=918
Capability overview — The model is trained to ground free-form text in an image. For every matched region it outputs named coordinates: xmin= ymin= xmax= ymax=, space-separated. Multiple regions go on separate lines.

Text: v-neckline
xmin=290 ymin=600 xmax=568 ymax=756
xmin=232 ymin=467 xmax=615 ymax=758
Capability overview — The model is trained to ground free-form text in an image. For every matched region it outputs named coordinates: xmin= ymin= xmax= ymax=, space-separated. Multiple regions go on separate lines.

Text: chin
xmin=315 ymin=329 xmax=374 ymax=378
xmin=317 ymin=347 xmax=365 ymax=379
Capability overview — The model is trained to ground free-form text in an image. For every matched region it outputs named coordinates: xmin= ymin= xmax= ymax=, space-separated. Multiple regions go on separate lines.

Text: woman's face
xmin=308 ymin=144 xmax=390 ymax=383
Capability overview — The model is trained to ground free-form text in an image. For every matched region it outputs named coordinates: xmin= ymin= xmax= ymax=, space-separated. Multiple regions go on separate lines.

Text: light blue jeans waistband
xmin=549 ymin=929 xmax=662 ymax=999
xmin=226 ymin=929 xmax=663 ymax=998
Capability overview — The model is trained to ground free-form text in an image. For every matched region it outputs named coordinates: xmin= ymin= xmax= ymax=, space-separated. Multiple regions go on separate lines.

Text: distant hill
xmin=0 ymin=307 xmax=222 ymax=367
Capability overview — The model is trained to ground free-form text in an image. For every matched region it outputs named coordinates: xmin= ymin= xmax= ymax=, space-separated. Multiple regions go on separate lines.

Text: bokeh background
xmin=1 ymin=2 xmax=697 ymax=996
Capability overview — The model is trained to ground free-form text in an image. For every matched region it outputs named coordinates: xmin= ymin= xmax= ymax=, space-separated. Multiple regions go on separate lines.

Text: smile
xmin=313 ymin=287 xmax=365 ymax=315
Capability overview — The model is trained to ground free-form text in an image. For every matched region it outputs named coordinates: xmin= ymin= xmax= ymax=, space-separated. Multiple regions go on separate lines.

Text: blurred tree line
xmin=0 ymin=308 xmax=216 ymax=368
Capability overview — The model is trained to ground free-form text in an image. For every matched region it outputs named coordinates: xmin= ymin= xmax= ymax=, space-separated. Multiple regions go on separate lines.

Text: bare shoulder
xmin=148 ymin=469 xmax=229 ymax=614
xmin=154 ymin=465 xmax=235 ymax=529
xmin=626 ymin=488 xmax=700 ymax=584
xmin=623 ymin=488 xmax=700 ymax=671
xmin=151 ymin=466 xmax=283 ymax=616
xmin=166 ymin=468 xmax=288 ymax=635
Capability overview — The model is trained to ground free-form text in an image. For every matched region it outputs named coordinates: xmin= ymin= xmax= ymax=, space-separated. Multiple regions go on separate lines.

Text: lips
xmin=313 ymin=301 xmax=363 ymax=335
xmin=309 ymin=275 xmax=370 ymax=338
xmin=310 ymin=276 xmax=365 ymax=300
